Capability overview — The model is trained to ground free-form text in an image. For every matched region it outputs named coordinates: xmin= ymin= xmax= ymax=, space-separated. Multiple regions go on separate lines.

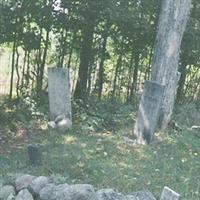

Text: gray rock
xmin=55 ymin=183 xmax=69 ymax=191
xmin=96 ymin=189 xmax=127 ymax=200
xmin=55 ymin=115 xmax=66 ymax=123
xmin=56 ymin=184 xmax=97 ymax=200
xmin=48 ymin=121 xmax=56 ymax=129
xmin=0 ymin=185 xmax=15 ymax=200
xmin=29 ymin=176 xmax=49 ymax=196
xmin=131 ymin=191 xmax=156 ymax=200
xmin=15 ymin=175 xmax=35 ymax=192
xmin=56 ymin=118 xmax=72 ymax=132
xmin=15 ymin=189 xmax=33 ymax=200
xmin=39 ymin=184 xmax=57 ymax=200
xmin=39 ymin=183 xmax=69 ymax=200
xmin=191 ymin=125 xmax=200 ymax=131
xmin=160 ymin=186 xmax=180 ymax=200
xmin=7 ymin=193 xmax=15 ymax=200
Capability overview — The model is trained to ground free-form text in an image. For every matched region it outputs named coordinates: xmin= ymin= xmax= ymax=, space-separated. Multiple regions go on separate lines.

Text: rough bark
xmin=134 ymin=0 xmax=192 ymax=143
xmin=150 ymin=0 xmax=192 ymax=129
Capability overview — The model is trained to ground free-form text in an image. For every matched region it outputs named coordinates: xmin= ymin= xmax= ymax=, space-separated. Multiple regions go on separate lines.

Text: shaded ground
xmin=0 ymin=97 xmax=200 ymax=199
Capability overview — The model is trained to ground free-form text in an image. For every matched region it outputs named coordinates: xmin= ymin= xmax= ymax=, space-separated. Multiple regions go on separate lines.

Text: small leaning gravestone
xmin=134 ymin=80 xmax=165 ymax=144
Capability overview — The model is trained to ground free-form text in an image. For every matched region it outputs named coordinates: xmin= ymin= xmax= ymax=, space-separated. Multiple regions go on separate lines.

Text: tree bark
xmin=150 ymin=0 xmax=192 ymax=129
xmin=74 ymin=20 xmax=95 ymax=100
xmin=98 ymin=23 xmax=109 ymax=99
xmin=134 ymin=0 xmax=192 ymax=143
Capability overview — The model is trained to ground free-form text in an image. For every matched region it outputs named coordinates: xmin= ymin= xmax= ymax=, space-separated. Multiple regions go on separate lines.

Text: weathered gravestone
xmin=27 ymin=145 xmax=42 ymax=165
xmin=160 ymin=186 xmax=180 ymax=200
xmin=48 ymin=68 xmax=71 ymax=121
xmin=134 ymin=80 xmax=165 ymax=144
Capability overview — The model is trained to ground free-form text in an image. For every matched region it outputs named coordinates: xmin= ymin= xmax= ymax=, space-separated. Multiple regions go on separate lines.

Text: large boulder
xmin=15 ymin=175 xmax=35 ymax=192
xmin=39 ymin=184 xmax=57 ymax=200
xmin=28 ymin=176 xmax=49 ymax=196
xmin=15 ymin=189 xmax=33 ymax=200
xmin=39 ymin=183 xmax=69 ymax=200
xmin=0 ymin=185 xmax=15 ymax=200
xmin=56 ymin=184 xmax=97 ymax=200
xmin=96 ymin=189 xmax=127 ymax=200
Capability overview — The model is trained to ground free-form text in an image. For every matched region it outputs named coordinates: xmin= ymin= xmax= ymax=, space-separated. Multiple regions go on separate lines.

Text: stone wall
xmin=0 ymin=174 xmax=180 ymax=200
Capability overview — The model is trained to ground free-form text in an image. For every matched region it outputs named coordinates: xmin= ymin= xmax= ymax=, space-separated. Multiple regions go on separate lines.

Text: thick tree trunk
xmin=74 ymin=20 xmax=95 ymax=100
xmin=134 ymin=0 xmax=191 ymax=143
xmin=150 ymin=0 xmax=192 ymax=129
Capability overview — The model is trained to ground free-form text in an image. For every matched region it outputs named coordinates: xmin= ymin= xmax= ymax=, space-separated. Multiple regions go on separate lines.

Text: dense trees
xmin=0 ymin=0 xmax=199 ymax=104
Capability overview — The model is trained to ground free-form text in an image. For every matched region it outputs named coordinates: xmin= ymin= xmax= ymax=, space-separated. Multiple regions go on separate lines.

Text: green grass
xmin=0 ymin=99 xmax=200 ymax=199
xmin=0 ymin=126 xmax=200 ymax=199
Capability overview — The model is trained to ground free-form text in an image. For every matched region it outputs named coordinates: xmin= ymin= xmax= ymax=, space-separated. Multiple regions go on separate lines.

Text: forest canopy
xmin=0 ymin=0 xmax=199 ymax=103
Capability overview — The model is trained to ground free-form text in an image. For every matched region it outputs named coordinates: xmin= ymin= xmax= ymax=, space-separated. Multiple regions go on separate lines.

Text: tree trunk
xmin=37 ymin=30 xmax=50 ymax=97
xmin=74 ymin=20 xmax=95 ymax=100
xmin=59 ymin=29 xmax=68 ymax=68
xmin=111 ymin=37 xmax=124 ymax=100
xmin=15 ymin=47 xmax=20 ymax=97
xmin=134 ymin=0 xmax=192 ymax=143
xmin=176 ymin=62 xmax=187 ymax=102
xmin=150 ymin=0 xmax=192 ymax=129
xmin=130 ymin=52 xmax=140 ymax=101
xmin=9 ymin=39 xmax=16 ymax=99
xmin=98 ymin=23 xmax=109 ymax=99
xmin=67 ymin=32 xmax=76 ymax=68
xmin=126 ymin=48 xmax=135 ymax=102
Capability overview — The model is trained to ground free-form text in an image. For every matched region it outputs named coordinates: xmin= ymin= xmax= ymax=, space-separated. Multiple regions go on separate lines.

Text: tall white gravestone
xmin=48 ymin=68 xmax=71 ymax=121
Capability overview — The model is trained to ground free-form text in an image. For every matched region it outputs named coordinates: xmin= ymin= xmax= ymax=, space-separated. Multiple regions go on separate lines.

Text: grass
xmin=0 ymin=99 xmax=200 ymax=199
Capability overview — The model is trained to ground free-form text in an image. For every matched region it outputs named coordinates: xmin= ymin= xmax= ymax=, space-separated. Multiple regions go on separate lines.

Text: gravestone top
xmin=160 ymin=186 xmax=180 ymax=200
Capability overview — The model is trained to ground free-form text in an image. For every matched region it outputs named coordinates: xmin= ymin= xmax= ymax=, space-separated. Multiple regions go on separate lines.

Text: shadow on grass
xmin=0 ymin=128 xmax=200 ymax=200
